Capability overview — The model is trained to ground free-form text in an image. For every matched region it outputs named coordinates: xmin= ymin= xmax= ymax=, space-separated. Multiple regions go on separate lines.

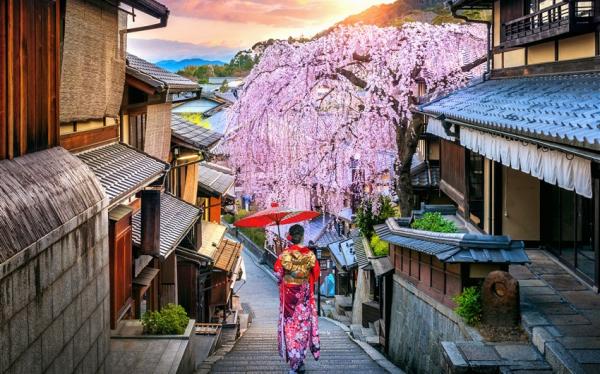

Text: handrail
xmin=504 ymin=1 xmax=569 ymax=27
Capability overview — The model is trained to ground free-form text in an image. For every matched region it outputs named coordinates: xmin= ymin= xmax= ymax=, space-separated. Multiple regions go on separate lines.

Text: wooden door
xmin=109 ymin=212 xmax=133 ymax=328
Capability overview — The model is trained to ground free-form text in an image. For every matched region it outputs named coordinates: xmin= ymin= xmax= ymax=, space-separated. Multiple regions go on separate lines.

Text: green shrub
xmin=141 ymin=304 xmax=189 ymax=335
xmin=453 ymin=286 xmax=482 ymax=325
xmin=370 ymin=235 xmax=389 ymax=257
xmin=411 ymin=212 xmax=458 ymax=233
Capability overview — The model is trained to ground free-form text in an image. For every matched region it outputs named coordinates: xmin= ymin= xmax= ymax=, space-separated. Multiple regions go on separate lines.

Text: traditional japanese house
xmin=121 ymin=53 xmax=200 ymax=161
xmin=0 ymin=0 xmax=168 ymax=372
xmin=167 ymin=113 xmax=242 ymax=323
xmin=58 ymin=0 xmax=203 ymax=329
xmin=418 ymin=0 xmax=600 ymax=289
xmin=169 ymin=114 xmax=223 ymax=205
xmin=198 ymin=162 xmax=236 ymax=222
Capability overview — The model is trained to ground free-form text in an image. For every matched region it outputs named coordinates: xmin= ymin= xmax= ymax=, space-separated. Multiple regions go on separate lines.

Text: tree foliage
xmin=225 ymin=23 xmax=486 ymax=215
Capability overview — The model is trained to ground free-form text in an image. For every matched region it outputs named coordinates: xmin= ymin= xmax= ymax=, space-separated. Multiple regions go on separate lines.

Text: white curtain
xmin=460 ymin=128 xmax=593 ymax=198
xmin=426 ymin=118 xmax=456 ymax=141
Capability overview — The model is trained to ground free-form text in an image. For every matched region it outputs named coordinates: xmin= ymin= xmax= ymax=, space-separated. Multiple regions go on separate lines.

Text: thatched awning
xmin=0 ymin=148 xmax=106 ymax=263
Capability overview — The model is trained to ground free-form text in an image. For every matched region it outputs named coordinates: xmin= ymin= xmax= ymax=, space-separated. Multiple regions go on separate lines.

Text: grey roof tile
xmin=199 ymin=162 xmax=235 ymax=196
xmin=77 ymin=143 xmax=168 ymax=205
xmin=375 ymin=219 xmax=529 ymax=264
xmin=352 ymin=232 xmax=371 ymax=269
xmin=421 ymin=73 xmax=600 ymax=151
xmin=126 ymin=53 xmax=199 ymax=92
xmin=132 ymin=193 xmax=200 ymax=259
xmin=411 ymin=162 xmax=440 ymax=189
xmin=171 ymin=114 xmax=223 ymax=150
xmin=328 ymin=238 xmax=357 ymax=270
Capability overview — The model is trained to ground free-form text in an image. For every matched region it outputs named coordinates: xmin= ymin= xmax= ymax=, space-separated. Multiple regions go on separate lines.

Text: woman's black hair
xmin=288 ymin=224 xmax=304 ymax=245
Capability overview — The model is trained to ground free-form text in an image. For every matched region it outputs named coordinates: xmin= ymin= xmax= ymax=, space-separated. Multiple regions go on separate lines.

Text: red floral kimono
xmin=274 ymin=245 xmax=321 ymax=371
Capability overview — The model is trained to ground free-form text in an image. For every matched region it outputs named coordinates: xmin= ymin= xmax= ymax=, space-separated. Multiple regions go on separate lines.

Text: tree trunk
xmin=395 ymin=115 xmax=425 ymax=217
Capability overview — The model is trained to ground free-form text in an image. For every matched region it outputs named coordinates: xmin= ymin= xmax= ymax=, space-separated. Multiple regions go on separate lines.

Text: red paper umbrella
xmin=234 ymin=203 xmax=320 ymax=229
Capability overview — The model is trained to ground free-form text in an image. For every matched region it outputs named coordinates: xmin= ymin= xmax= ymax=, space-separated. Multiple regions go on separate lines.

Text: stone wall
xmin=0 ymin=206 xmax=109 ymax=374
xmin=388 ymin=274 xmax=469 ymax=373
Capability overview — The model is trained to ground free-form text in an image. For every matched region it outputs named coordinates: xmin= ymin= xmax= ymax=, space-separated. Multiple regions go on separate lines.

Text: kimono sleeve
xmin=274 ymin=254 xmax=284 ymax=283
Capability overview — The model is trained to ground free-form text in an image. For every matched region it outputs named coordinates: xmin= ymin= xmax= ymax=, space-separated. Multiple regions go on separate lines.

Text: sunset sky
xmin=127 ymin=0 xmax=395 ymax=62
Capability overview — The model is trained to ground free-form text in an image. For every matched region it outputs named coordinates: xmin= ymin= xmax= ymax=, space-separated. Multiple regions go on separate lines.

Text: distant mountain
xmin=156 ymin=58 xmax=226 ymax=72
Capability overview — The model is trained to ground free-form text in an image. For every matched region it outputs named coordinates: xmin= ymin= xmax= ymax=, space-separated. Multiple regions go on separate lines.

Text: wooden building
xmin=170 ymin=114 xmax=223 ymax=205
xmin=0 ymin=0 xmax=170 ymax=372
xmin=198 ymin=162 xmax=236 ymax=222
xmin=419 ymin=0 xmax=600 ymax=288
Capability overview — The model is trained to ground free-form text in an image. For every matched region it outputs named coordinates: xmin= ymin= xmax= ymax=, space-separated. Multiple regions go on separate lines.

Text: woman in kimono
xmin=274 ymin=224 xmax=321 ymax=374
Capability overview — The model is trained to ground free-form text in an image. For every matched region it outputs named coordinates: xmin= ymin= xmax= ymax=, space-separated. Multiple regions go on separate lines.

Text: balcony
xmin=501 ymin=0 xmax=597 ymax=48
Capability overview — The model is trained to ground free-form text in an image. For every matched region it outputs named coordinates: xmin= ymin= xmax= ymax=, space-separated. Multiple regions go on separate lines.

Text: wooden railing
xmin=502 ymin=0 xmax=596 ymax=46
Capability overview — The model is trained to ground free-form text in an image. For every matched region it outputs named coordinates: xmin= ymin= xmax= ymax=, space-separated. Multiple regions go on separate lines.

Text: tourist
xmin=274 ymin=224 xmax=321 ymax=373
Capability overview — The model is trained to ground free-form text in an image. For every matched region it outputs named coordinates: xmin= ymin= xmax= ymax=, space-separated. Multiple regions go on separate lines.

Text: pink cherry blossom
xmin=224 ymin=23 xmax=486 ymax=214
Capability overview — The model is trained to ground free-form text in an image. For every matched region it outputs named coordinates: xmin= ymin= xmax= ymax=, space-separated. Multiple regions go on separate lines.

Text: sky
xmin=127 ymin=0 xmax=395 ymax=63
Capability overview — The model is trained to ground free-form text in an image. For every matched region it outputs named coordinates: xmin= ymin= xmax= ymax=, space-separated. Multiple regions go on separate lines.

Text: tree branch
xmin=461 ymin=55 xmax=487 ymax=72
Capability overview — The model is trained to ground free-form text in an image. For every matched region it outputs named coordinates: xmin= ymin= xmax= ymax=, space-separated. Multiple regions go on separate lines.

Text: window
xmin=541 ymin=181 xmax=597 ymax=285
xmin=129 ymin=112 xmax=147 ymax=151
xmin=468 ymin=152 xmax=485 ymax=229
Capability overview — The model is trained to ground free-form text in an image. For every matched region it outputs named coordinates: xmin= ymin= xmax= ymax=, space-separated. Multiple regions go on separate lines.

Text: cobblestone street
xmin=207 ymin=248 xmax=390 ymax=373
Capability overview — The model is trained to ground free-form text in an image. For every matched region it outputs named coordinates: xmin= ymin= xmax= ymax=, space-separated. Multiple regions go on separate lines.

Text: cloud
xmin=160 ymin=0 xmax=349 ymax=27
xmin=127 ymin=38 xmax=239 ymax=62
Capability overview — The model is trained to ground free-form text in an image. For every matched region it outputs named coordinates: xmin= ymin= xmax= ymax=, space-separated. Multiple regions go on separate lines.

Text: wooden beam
xmin=60 ymin=124 xmax=119 ymax=152
xmin=126 ymin=75 xmax=158 ymax=96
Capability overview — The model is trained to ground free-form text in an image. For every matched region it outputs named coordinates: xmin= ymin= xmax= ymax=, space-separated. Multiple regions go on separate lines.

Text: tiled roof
xmin=77 ymin=143 xmax=168 ymax=206
xmin=171 ymin=114 xmax=223 ymax=151
xmin=213 ymin=239 xmax=242 ymax=273
xmin=199 ymin=162 xmax=235 ymax=196
xmin=411 ymin=161 xmax=440 ymax=189
xmin=371 ymin=257 xmax=394 ymax=277
xmin=198 ymin=221 xmax=227 ymax=260
xmin=420 ymin=73 xmax=600 ymax=151
xmin=126 ymin=54 xmax=199 ymax=92
xmin=376 ymin=218 xmax=529 ymax=264
xmin=328 ymin=238 xmax=357 ymax=271
xmin=132 ymin=193 xmax=200 ymax=259
xmin=352 ymin=232 xmax=370 ymax=269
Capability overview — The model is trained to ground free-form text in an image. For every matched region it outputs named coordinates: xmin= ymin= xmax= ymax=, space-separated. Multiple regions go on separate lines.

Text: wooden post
xmin=141 ymin=189 xmax=161 ymax=257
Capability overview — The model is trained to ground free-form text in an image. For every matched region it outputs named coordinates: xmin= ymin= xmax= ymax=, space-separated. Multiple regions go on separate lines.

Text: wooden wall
xmin=440 ymin=139 xmax=466 ymax=210
xmin=1 ymin=0 xmax=60 ymax=160
xmin=392 ymin=245 xmax=462 ymax=308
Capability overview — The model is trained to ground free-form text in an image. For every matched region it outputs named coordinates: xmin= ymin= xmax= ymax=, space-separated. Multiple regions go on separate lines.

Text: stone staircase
xmin=350 ymin=322 xmax=381 ymax=348
xmin=321 ymin=295 xmax=354 ymax=326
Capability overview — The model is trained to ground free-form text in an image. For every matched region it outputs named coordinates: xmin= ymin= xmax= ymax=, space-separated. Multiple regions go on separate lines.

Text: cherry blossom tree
xmin=225 ymin=23 xmax=486 ymax=216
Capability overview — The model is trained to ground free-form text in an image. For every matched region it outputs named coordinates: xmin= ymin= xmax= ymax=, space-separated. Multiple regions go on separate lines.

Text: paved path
xmin=512 ymin=250 xmax=600 ymax=373
xmin=209 ymin=248 xmax=387 ymax=373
